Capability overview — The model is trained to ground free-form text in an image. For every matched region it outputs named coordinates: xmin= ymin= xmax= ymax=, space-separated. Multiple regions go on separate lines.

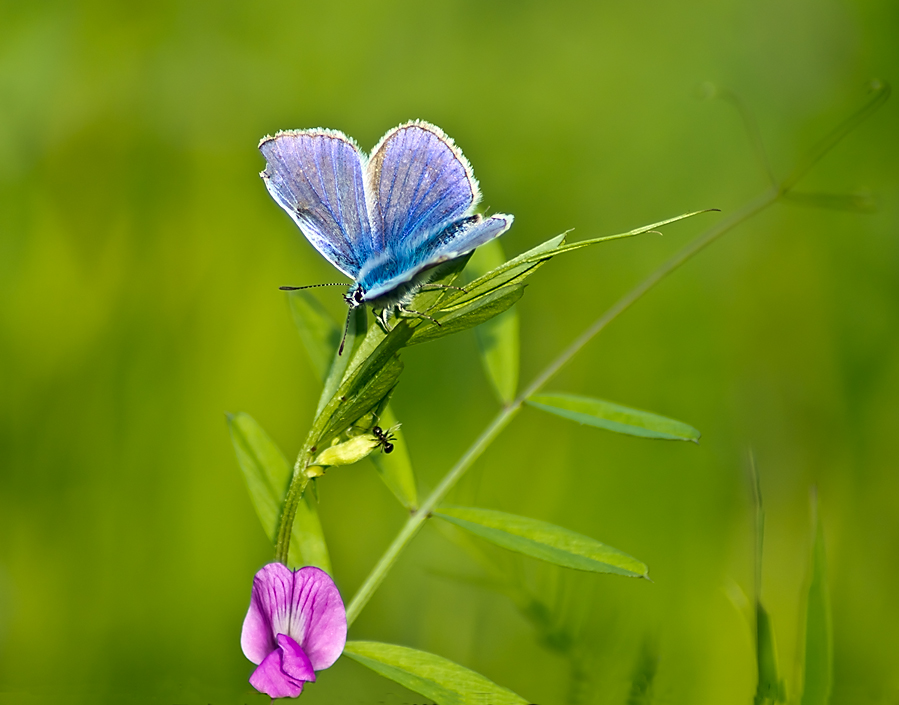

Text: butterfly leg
xmin=374 ymin=307 xmax=393 ymax=333
xmin=418 ymin=283 xmax=468 ymax=293
xmin=397 ymin=305 xmax=442 ymax=327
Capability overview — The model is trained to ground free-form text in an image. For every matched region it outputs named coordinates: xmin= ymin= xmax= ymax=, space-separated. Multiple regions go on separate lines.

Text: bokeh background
xmin=1 ymin=0 xmax=897 ymax=703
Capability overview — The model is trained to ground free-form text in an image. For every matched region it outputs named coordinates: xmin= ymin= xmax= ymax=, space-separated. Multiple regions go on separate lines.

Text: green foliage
xmin=527 ymin=393 xmax=701 ymax=442
xmin=467 ymin=238 xmax=521 ymax=404
xmin=288 ymin=290 xmax=343 ymax=381
xmin=226 ymin=413 xmax=330 ymax=572
xmin=312 ymin=322 xmax=410 ymax=447
xmin=316 ymin=307 xmax=366 ymax=416
xmin=627 ymin=639 xmax=659 ymax=705
xmin=409 ymin=283 xmax=526 ymax=344
xmin=435 ymin=506 xmax=648 ymax=578
xmin=428 ymin=233 xmax=566 ymax=314
xmin=343 ymin=641 xmax=531 ymax=705
xmin=755 ymin=601 xmax=785 ymax=704
xmin=799 ymin=512 xmax=832 ymax=705
xmin=404 ymin=212 xmax=710 ymax=348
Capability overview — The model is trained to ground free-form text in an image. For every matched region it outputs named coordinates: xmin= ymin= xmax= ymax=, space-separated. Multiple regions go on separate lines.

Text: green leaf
xmin=228 ymin=413 xmax=282 ymax=539
xmin=287 ymin=291 xmax=340 ymax=381
xmin=286 ymin=290 xmax=367 ymax=418
xmin=533 ymin=209 xmax=717 ymax=261
xmin=409 ymin=284 xmax=525 ymax=345
xmin=527 ymin=393 xmax=701 ymax=442
xmin=343 ymin=641 xmax=530 ymax=705
xmin=408 ymin=252 xmax=475 ymax=313
xmin=369 ymin=405 xmax=418 ymax=509
xmin=435 ymin=210 xmax=713 ymax=316
xmin=755 ymin=601 xmax=785 ymax=704
xmin=315 ymin=307 xmax=365 ymax=417
xmin=431 ymin=233 xmax=566 ymax=316
xmin=313 ymin=321 xmax=413 ymax=446
xmin=340 ymin=308 xmax=391 ymax=382
xmin=799 ymin=512 xmax=832 ymax=705
xmin=434 ymin=506 xmax=648 ymax=578
xmin=227 ymin=413 xmax=331 ymax=572
xmin=467 ymin=238 xmax=520 ymax=403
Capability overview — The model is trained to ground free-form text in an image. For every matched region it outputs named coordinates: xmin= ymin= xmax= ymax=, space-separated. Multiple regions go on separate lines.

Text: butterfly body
xmin=259 ymin=121 xmax=513 ymax=321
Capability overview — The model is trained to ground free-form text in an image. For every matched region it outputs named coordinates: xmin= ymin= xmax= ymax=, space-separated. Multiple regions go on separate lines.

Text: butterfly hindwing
xmin=361 ymin=213 xmax=514 ymax=301
xmin=366 ymin=121 xmax=479 ymax=254
xmin=424 ymin=214 xmax=514 ymax=262
xmin=260 ymin=129 xmax=373 ymax=278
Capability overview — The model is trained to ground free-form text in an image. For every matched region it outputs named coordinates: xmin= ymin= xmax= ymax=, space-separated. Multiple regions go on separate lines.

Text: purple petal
xmin=241 ymin=562 xmax=293 ymax=664
xmin=277 ymin=633 xmax=316 ymax=682
xmin=285 ymin=566 xmax=347 ymax=671
xmin=248 ymin=643 xmax=306 ymax=699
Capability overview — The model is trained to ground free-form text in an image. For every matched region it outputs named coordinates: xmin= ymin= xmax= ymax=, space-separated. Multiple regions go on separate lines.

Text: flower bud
xmin=308 ymin=434 xmax=380 ymax=472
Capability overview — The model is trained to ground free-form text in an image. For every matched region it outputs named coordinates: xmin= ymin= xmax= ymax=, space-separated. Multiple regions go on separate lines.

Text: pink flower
xmin=241 ymin=563 xmax=347 ymax=698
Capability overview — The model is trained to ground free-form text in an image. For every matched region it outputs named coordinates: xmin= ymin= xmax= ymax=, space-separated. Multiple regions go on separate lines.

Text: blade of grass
xmin=799 ymin=493 xmax=832 ymax=705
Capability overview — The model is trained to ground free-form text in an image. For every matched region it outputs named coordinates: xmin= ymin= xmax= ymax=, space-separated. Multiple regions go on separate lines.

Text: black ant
xmin=371 ymin=425 xmax=396 ymax=454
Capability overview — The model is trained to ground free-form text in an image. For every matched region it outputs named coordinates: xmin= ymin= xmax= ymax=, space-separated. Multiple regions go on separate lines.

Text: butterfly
xmin=259 ymin=120 xmax=514 ymax=350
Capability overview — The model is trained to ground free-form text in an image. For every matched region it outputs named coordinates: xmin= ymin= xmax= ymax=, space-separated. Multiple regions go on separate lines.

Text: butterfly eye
xmin=353 ymin=288 xmax=364 ymax=304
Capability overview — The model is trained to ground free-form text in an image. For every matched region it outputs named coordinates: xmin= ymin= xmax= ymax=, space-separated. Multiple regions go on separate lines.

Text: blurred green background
xmin=1 ymin=0 xmax=897 ymax=703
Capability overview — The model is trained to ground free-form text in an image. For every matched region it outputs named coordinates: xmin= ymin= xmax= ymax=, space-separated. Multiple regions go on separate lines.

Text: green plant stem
xmin=520 ymin=190 xmax=776 ymax=401
xmin=339 ymin=82 xmax=890 ymax=624
xmin=275 ymin=458 xmax=311 ymax=564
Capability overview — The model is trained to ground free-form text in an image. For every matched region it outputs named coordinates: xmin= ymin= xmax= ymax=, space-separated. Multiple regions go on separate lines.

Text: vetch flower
xmin=241 ymin=563 xmax=347 ymax=698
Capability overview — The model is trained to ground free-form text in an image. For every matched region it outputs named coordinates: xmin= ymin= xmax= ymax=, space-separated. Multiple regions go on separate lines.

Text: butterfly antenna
xmin=338 ymin=308 xmax=353 ymax=356
xmin=279 ymin=282 xmax=347 ymax=291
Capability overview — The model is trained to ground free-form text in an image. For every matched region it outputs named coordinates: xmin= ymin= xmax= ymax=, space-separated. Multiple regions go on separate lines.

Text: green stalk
xmin=275 ymin=455 xmax=311 ymax=564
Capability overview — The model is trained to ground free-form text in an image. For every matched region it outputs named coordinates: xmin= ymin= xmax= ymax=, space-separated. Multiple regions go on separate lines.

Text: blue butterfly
xmin=259 ymin=120 xmax=513 ymax=344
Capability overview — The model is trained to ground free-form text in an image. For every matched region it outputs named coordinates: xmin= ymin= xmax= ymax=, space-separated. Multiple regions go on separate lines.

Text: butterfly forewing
xmin=366 ymin=122 xmax=479 ymax=254
xmin=260 ymin=130 xmax=373 ymax=279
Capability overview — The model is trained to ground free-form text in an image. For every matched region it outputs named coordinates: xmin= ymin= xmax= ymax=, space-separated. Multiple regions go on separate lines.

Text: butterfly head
xmin=344 ymin=285 xmax=366 ymax=309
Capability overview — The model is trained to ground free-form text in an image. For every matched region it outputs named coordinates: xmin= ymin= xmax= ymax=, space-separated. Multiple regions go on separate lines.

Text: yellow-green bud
xmin=308 ymin=434 xmax=380 ymax=472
